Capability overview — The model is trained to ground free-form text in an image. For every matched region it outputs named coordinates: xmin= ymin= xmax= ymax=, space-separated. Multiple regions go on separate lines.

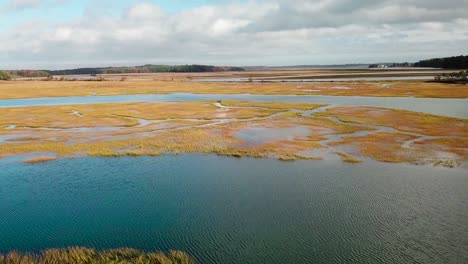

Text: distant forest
xmin=46 ymin=64 xmax=245 ymax=75
xmin=6 ymin=70 xmax=50 ymax=78
xmin=414 ymin=55 xmax=467 ymax=69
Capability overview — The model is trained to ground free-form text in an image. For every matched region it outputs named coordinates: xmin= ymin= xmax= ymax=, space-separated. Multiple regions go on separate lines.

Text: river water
xmin=0 ymin=155 xmax=467 ymax=263
xmin=0 ymin=93 xmax=466 ymax=118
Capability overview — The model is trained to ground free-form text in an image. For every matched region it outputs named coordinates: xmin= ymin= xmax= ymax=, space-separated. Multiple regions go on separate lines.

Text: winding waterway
xmin=0 ymin=155 xmax=467 ymax=263
xmin=0 ymin=93 xmax=467 ymax=118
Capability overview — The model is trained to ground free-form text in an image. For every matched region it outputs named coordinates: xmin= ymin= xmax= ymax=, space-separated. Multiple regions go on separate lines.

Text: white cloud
xmin=209 ymin=19 xmax=251 ymax=36
xmin=6 ymin=0 xmax=40 ymax=10
xmin=0 ymin=0 xmax=467 ymax=69
xmin=2 ymin=0 xmax=69 ymax=11
xmin=127 ymin=2 xmax=164 ymax=20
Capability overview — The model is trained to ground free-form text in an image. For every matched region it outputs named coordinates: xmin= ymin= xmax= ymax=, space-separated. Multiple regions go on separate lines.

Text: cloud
xmin=6 ymin=0 xmax=41 ymax=10
xmin=3 ymin=0 xmax=67 ymax=11
xmin=127 ymin=2 xmax=164 ymax=20
xmin=0 ymin=0 xmax=467 ymax=68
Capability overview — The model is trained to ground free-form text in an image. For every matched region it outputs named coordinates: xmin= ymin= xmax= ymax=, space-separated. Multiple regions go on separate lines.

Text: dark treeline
xmin=6 ymin=70 xmax=50 ymax=78
xmin=48 ymin=67 xmax=101 ymax=75
xmin=434 ymin=70 xmax=468 ymax=84
xmin=47 ymin=64 xmax=245 ymax=75
xmin=368 ymin=62 xmax=412 ymax=68
xmin=0 ymin=71 xmax=11 ymax=80
xmin=414 ymin=55 xmax=468 ymax=69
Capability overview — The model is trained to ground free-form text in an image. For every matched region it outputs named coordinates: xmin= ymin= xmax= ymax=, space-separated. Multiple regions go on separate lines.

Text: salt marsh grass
xmin=0 ymin=247 xmax=194 ymax=264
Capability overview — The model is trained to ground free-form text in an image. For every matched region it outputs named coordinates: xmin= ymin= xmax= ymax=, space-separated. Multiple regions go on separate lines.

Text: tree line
xmin=414 ymin=55 xmax=467 ymax=69
xmin=368 ymin=62 xmax=412 ymax=68
xmin=0 ymin=70 xmax=51 ymax=79
xmin=0 ymin=71 xmax=11 ymax=80
xmin=434 ymin=70 xmax=468 ymax=83
xmin=0 ymin=64 xmax=244 ymax=79
xmin=47 ymin=64 xmax=245 ymax=75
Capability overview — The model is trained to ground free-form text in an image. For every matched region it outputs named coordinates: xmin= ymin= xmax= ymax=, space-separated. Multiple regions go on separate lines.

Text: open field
xmin=1 ymin=76 xmax=468 ymax=100
xmin=0 ymin=101 xmax=466 ymax=167
xmin=10 ymin=68 xmax=455 ymax=82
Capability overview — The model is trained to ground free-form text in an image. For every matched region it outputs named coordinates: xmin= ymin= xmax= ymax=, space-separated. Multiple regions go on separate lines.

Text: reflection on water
xmin=0 ymin=155 xmax=467 ymax=264
xmin=235 ymin=126 xmax=310 ymax=145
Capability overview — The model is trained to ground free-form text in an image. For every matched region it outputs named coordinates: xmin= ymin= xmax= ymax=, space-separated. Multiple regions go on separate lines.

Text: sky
xmin=0 ymin=0 xmax=467 ymax=69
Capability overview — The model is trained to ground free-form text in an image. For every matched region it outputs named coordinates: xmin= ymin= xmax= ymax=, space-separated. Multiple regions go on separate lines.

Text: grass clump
xmin=432 ymin=159 xmax=461 ymax=168
xmin=0 ymin=71 xmax=12 ymax=80
xmin=23 ymin=156 xmax=57 ymax=164
xmin=335 ymin=152 xmax=362 ymax=163
xmin=0 ymin=247 xmax=195 ymax=264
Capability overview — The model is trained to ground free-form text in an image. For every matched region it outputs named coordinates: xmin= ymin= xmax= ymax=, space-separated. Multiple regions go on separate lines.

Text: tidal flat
xmin=0 ymin=100 xmax=466 ymax=167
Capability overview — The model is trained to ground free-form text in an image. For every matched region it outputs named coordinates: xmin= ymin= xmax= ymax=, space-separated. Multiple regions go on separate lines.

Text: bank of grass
xmin=300 ymin=116 xmax=370 ymax=134
xmin=335 ymin=152 xmax=362 ymax=163
xmin=0 ymin=80 xmax=467 ymax=100
xmin=23 ymin=156 xmax=57 ymax=164
xmin=330 ymin=132 xmax=427 ymax=164
xmin=0 ymin=126 xmax=323 ymax=162
xmin=0 ymin=102 xmax=279 ymax=129
xmin=0 ymin=247 xmax=194 ymax=264
xmin=318 ymin=106 xmax=468 ymax=136
xmin=414 ymin=137 xmax=468 ymax=158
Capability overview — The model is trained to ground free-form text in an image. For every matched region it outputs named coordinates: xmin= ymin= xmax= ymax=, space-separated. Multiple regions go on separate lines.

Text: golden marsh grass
xmin=0 ymin=101 xmax=466 ymax=167
xmin=0 ymin=80 xmax=467 ymax=100
xmin=0 ymin=247 xmax=194 ymax=264
xmin=23 ymin=156 xmax=57 ymax=163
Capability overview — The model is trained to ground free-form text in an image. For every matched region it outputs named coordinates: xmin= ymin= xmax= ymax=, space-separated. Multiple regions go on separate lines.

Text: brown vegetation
xmin=23 ymin=156 xmax=57 ymax=163
xmin=0 ymin=101 xmax=466 ymax=167
xmin=318 ymin=106 xmax=468 ymax=136
xmin=0 ymin=247 xmax=194 ymax=264
xmin=0 ymin=79 xmax=467 ymax=100
xmin=335 ymin=152 xmax=362 ymax=163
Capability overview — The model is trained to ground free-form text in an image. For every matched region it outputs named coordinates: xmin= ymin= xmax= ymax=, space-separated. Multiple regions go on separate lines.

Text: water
xmin=0 ymin=93 xmax=467 ymax=118
xmin=197 ymin=76 xmax=435 ymax=82
xmin=0 ymin=155 xmax=467 ymax=263
xmin=294 ymin=76 xmax=434 ymax=81
xmin=195 ymin=70 xmax=450 ymax=82
xmin=235 ymin=126 xmax=311 ymax=145
xmin=0 ymin=134 xmax=29 ymax=142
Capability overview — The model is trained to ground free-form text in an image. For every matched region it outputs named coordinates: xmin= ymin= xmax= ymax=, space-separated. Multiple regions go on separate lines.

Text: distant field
xmin=0 ymin=79 xmax=467 ymax=99
xmin=8 ymin=68 xmax=456 ymax=82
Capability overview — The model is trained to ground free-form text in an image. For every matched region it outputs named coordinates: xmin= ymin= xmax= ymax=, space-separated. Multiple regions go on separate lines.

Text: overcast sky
xmin=0 ymin=0 xmax=467 ymax=69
